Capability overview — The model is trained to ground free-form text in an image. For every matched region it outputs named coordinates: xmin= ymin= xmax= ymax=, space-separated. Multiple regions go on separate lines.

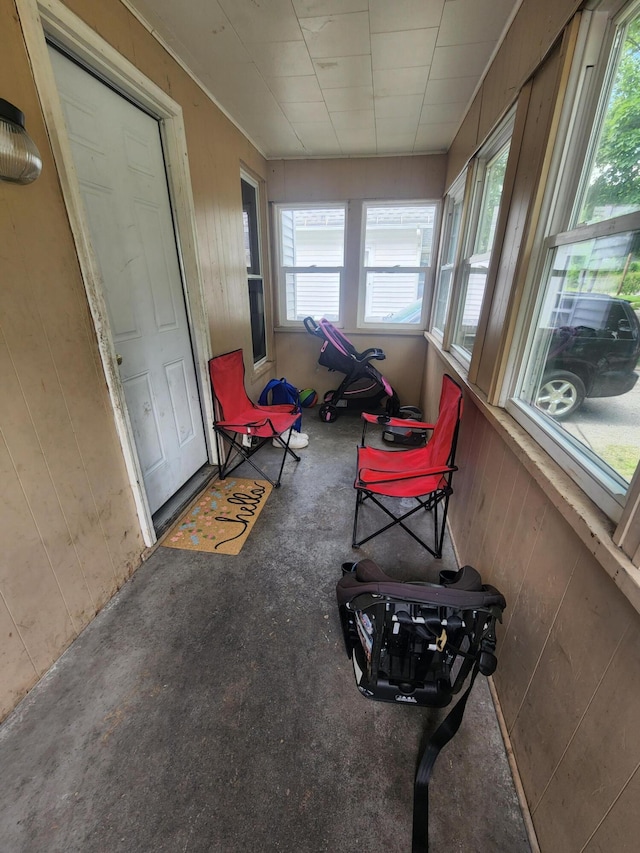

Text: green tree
xmin=582 ymin=17 xmax=640 ymax=220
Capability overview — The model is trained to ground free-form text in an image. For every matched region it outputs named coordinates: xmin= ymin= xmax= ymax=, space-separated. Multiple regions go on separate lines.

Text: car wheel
xmin=536 ymin=370 xmax=586 ymax=420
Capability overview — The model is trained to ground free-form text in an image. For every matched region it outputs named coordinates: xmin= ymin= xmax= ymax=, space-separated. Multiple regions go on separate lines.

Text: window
xmin=275 ymin=204 xmax=346 ymax=324
xmin=432 ymin=175 xmax=466 ymax=338
xmin=241 ymin=175 xmax=267 ymax=364
xmin=359 ymin=202 xmax=437 ymax=326
xmin=451 ymin=127 xmax=512 ymax=360
xmin=509 ymin=4 xmax=640 ymax=524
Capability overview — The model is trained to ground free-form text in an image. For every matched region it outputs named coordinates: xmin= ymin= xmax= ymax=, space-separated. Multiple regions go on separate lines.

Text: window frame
xmin=505 ymin=2 xmax=640 ymax=534
xmin=356 ymin=199 xmax=439 ymax=330
xmin=431 ymin=173 xmax=468 ymax=342
xmin=448 ymin=116 xmax=515 ymax=368
xmin=273 ymin=201 xmax=347 ymax=327
xmin=241 ymin=170 xmax=268 ymax=367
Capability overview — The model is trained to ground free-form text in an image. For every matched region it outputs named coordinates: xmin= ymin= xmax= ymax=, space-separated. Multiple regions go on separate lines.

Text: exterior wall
xmin=268 ymin=155 xmax=446 ymax=406
xmin=426 ymin=349 xmax=640 ymax=852
xmin=0 ymin=0 xmax=268 ymax=721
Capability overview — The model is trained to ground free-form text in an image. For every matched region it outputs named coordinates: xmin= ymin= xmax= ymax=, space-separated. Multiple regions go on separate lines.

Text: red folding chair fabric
xmin=208 ymin=349 xmax=301 ymax=487
xmin=352 ymin=374 xmax=463 ymax=557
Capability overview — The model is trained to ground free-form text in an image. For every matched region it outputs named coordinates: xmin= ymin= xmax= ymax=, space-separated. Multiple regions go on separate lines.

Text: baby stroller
xmin=304 ymin=316 xmax=400 ymax=422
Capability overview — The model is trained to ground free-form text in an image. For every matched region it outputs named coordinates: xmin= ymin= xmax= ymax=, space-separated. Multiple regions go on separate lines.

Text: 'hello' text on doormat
xmin=163 ymin=478 xmax=272 ymax=555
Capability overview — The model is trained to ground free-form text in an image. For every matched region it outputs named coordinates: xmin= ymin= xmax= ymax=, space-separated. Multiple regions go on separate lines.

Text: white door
xmin=49 ymin=47 xmax=208 ymax=515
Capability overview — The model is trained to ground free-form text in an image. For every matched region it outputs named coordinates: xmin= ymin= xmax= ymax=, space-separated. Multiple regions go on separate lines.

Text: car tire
xmin=536 ymin=370 xmax=586 ymax=420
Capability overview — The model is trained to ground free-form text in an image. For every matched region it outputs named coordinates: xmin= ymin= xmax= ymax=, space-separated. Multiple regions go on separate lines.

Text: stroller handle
xmin=359 ymin=347 xmax=385 ymax=362
xmin=304 ymin=316 xmax=321 ymax=336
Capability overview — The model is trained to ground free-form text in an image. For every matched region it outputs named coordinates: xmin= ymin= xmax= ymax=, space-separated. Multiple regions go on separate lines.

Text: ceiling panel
xmin=373 ymin=67 xmax=431 ymax=98
xmin=300 ymin=12 xmax=371 ymax=59
xmin=330 ymin=110 xmax=375 ymax=130
xmin=369 ymin=0 xmax=445 ymax=33
xmin=423 ymin=76 xmax=479 ymax=105
xmin=429 ymin=41 xmax=497 ymax=80
xmin=313 ymin=55 xmax=373 ymax=89
xmin=127 ymin=0 xmax=522 ymax=158
xmin=323 ymin=86 xmax=374 ymax=111
xmin=251 ymin=41 xmax=316 ymax=78
xmin=437 ymin=0 xmax=519 ymax=46
xmin=265 ymin=75 xmax=324 ymax=104
xmin=292 ymin=0 xmax=368 ymax=15
xmin=370 ymin=29 xmax=439 ymax=71
xmin=217 ymin=0 xmax=303 ymax=44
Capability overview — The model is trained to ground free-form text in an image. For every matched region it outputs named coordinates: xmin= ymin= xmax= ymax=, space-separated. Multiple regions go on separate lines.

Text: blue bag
xmin=258 ymin=378 xmax=302 ymax=432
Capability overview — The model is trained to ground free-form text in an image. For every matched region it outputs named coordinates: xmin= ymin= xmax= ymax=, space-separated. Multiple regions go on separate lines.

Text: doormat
xmin=163 ymin=478 xmax=272 ymax=555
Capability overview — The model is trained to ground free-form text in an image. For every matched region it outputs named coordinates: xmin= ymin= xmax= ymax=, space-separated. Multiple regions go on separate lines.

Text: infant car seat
xmin=336 ymin=559 xmax=506 ymax=852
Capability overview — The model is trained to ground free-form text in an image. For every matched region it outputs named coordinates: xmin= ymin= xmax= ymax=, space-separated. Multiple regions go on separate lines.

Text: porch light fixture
xmin=0 ymin=98 xmax=42 ymax=185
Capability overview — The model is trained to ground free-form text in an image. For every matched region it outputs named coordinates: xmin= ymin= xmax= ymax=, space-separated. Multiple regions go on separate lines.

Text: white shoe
xmin=273 ymin=430 xmax=308 ymax=449
xmin=280 ymin=427 xmax=309 ymax=441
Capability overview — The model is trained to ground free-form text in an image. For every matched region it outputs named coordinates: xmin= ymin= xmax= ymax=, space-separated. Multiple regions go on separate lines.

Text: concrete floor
xmin=0 ymin=412 xmax=531 ymax=853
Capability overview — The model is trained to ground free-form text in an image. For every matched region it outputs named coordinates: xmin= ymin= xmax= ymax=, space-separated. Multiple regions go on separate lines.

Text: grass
xmin=601 ymin=445 xmax=640 ymax=481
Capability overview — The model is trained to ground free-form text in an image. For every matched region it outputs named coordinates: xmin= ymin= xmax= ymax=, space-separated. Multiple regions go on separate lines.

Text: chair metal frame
xmin=208 ymin=350 xmax=301 ymax=488
xmin=352 ymin=374 xmax=463 ymax=557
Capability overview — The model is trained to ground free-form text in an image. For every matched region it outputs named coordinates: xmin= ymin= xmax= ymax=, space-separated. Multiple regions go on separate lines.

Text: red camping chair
xmin=352 ymin=374 xmax=463 ymax=557
xmin=208 ymin=350 xmax=301 ymax=488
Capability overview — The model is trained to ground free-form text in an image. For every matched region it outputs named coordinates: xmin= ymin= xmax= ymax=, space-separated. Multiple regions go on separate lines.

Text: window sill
xmin=249 ymin=358 xmax=275 ymax=383
xmin=425 ymin=331 xmax=640 ymax=615
xmin=274 ymin=325 xmax=426 ymax=337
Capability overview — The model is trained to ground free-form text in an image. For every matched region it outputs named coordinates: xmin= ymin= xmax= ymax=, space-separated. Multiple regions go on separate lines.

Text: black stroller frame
xmin=337 ymin=559 xmax=506 ymax=852
xmin=304 ymin=316 xmax=400 ymax=422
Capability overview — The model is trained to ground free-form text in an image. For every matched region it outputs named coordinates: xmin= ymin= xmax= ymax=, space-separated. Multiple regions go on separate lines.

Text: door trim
xmin=17 ymin=0 xmax=215 ymax=546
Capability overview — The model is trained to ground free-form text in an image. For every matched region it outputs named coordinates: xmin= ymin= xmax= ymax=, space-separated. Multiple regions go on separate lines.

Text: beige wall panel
xmin=0 ymin=334 xmax=96 ymax=627
xmin=452 ymin=406 xmax=491 ymax=549
xmin=273 ymin=331 xmax=328 ymax=397
xmin=582 ymin=766 xmax=640 ymax=853
xmin=463 ymin=424 xmax=507 ymax=561
xmin=275 ymin=331 xmax=427 ymax=407
xmin=476 ymin=42 xmax=514 ymax=146
xmin=64 ymin=0 xmax=137 ymax=57
xmin=496 ymin=490 xmax=578 ymax=727
xmin=443 ymin=382 xmax=473 ymax=529
xmin=476 ymin=439 xmax=523 ymax=571
xmin=532 ymin=616 xmax=640 ymax=851
xmin=0 ymin=595 xmax=39 ymax=721
xmin=419 ymin=344 xmax=447 ymax=422
xmin=268 ymin=155 xmax=446 ymax=204
xmin=510 ymin=551 xmax=635 ymax=809
xmin=445 ymin=91 xmax=481 ymax=188
xmin=2 ymin=175 xmax=141 ymax=587
xmin=0 ymin=435 xmax=76 ymax=674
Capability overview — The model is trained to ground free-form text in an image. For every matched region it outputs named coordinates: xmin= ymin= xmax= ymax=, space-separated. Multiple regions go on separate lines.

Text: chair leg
xmin=352 ymin=490 xmax=364 ymax=547
xmin=272 ymin=431 xmax=301 ymax=488
xmin=352 ymin=489 xmax=445 ymax=558
xmin=434 ymin=491 xmax=452 ymax=559
xmin=215 ymin=432 xmax=287 ymax=488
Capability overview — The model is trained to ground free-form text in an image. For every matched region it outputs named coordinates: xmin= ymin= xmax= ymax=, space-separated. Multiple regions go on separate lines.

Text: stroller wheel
xmin=319 ymin=403 xmax=338 ymax=423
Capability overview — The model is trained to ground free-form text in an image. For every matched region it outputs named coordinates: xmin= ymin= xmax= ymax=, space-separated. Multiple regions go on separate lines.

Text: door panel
xmin=49 ymin=47 xmax=208 ymax=514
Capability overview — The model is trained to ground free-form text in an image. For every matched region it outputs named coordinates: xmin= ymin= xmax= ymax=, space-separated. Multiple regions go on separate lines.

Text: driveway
xmin=562 ymin=369 xmax=640 ymax=481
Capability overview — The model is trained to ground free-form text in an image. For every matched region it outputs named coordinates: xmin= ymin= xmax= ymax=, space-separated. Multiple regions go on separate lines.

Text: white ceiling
xmin=125 ymin=0 xmax=522 ymax=159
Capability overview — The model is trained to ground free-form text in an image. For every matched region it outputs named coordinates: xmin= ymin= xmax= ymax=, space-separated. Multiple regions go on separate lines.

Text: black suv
xmin=536 ymin=292 xmax=640 ymax=419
